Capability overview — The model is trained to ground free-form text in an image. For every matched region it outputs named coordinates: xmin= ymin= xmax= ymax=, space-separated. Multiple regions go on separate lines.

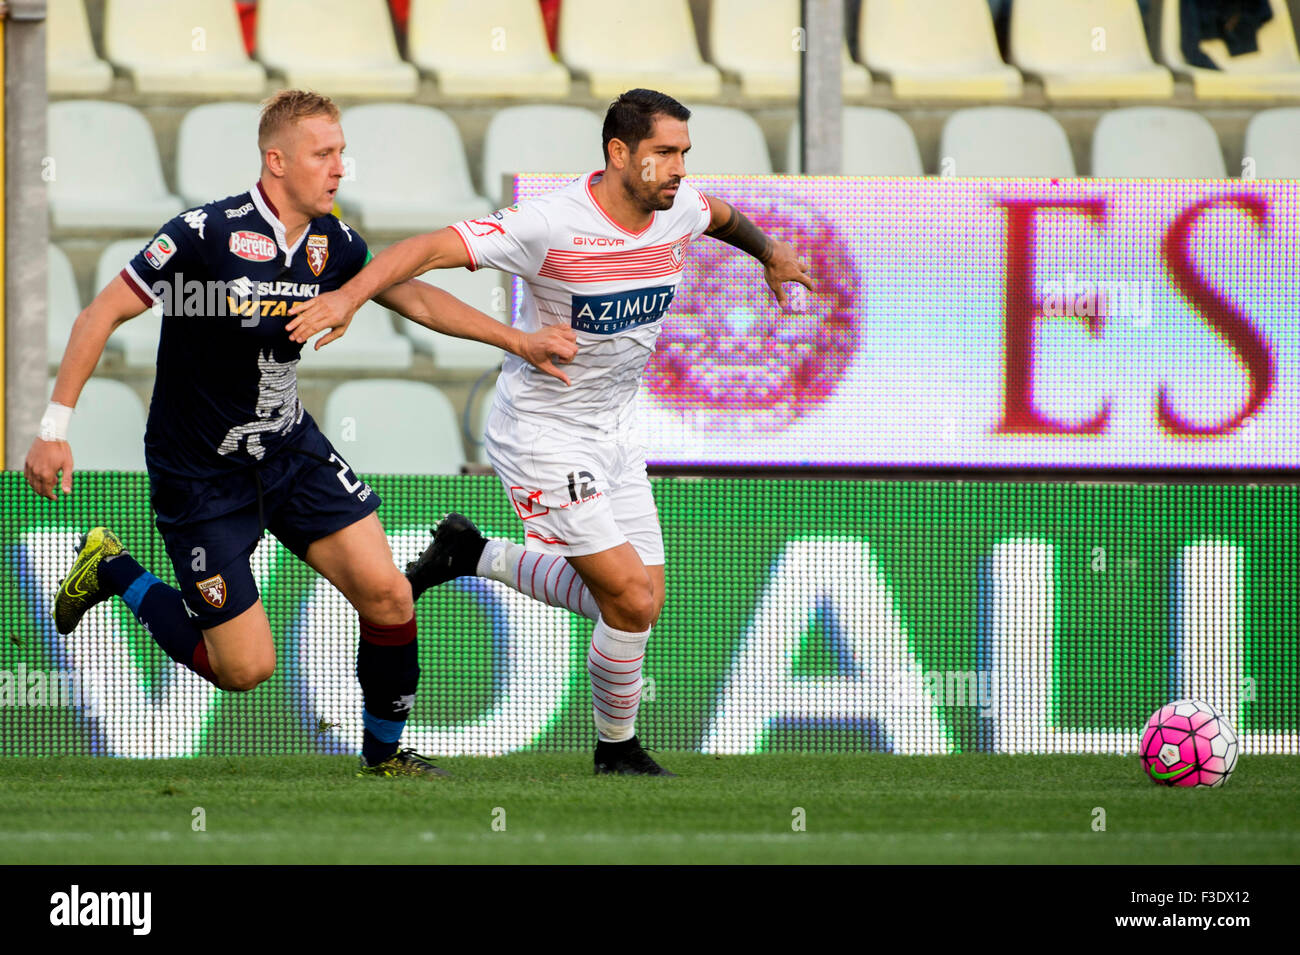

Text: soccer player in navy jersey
xmin=287 ymin=89 xmax=812 ymax=775
xmin=24 ymin=90 xmax=576 ymax=777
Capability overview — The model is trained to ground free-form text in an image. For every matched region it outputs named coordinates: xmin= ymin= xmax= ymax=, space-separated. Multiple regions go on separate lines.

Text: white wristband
xmin=39 ymin=402 xmax=74 ymax=443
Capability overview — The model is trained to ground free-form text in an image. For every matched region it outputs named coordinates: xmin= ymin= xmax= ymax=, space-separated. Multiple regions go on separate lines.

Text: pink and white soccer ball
xmin=1140 ymin=699 xmax=1239 ymax=787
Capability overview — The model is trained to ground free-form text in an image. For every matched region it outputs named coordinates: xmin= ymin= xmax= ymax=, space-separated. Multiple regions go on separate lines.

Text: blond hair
xmin=258 ymin=89 xmax=341 ymax=152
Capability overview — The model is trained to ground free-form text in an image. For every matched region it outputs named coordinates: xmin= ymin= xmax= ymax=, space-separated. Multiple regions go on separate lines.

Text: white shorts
xmin=484 ymin=406 xmax=665 ymax=565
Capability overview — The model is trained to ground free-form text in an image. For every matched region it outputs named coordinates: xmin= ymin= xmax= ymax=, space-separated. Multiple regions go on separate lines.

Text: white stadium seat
xmin=408 ymin=0 xmax=570 ymax=98
xmin=940 ymin=107 xmax=1075 ymax=177
xmin=559 ymin=0 xmax=722 ymax=99
xmin=1243 ymin=108 xmax=1300 ymax=178
xmin=322 ymin=380 xmax=467 ymax=475
xmin=1009 ymin=0 xmax=1173 ymax=100
xmin=1091 ymin=108 xmax=1226 ymax=178
xmin=47 ymin=244 xmax=82 ymax=363
xmin=337 ymin=104 xmax=492 ymax=231
xmin=861 ymin=0 xmax=1022 ymax=99
xmin=480 ymin=106 xmax=602 ymax=202
xmin=104 ymin=0 xmax=266 ymax=94
xmin=466 ymin=374 xmax=498 ymax=465
xmin=786 ymin=107 xmax=924 ymax=175
xmin=47 ymin=102 xmax=184 ymax=231
xmin=176 ymin=103 xmax=262 ymax=208
xmin=296 ymin=301 xmax=413 ymax=370
xmin=681 ymin=105 xmax=773 ymax=174
xmin=47 ymin=0 xmax=113 ymax=94
xmin=48 ymin=377 xmax=147 ymax=471
xmin=709 ymin=0 xmax=870 ymax=99
xmin=256 ymin=0 xmax=418 ymax=97
xmin=1161 ymin=0 xmax=1300 ymax=99
xmin=397 ymin=268 xmax=511 ymax=370
xmin=95 ymin=239 xmax=163 ymax=367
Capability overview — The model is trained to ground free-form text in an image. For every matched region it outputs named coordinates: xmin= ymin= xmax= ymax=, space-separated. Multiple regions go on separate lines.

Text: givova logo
xmin=49 ymin=885 xmax=151 ymax=935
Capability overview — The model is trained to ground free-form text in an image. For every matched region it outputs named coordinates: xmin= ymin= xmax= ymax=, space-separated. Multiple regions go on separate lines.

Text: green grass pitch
xmin=1 ymin=754 xmax=1297 ymax=864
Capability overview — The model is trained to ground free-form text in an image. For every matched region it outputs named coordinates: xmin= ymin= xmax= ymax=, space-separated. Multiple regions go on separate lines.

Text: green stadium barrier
xmin=1 ymin=472 xmax=1295 ymax=756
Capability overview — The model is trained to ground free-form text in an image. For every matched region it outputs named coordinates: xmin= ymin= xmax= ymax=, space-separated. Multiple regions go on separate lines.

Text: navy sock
xmin=357 ymin=617 xmax=419 ymax=765
xmin=99 ymin=553 xmax=218 ymax=684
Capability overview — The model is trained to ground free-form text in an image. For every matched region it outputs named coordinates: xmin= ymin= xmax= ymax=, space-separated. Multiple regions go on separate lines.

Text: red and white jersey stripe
xmin=450 ymin=171 xmax=712 ymax=434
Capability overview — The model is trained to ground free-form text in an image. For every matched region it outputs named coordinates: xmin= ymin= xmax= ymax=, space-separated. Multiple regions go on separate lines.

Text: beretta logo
xmin=229 ymin=230 xmax=277 ymax=263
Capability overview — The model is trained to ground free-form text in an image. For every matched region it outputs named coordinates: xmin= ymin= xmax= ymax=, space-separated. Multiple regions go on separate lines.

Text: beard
xmin=622 ymin=169 xmax=679 ymax=212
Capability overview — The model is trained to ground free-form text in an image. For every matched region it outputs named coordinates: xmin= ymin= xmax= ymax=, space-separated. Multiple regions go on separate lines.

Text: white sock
xmin=587 ymin=617 xmax=650 ymax=742
xmin=476 ymin=538 xmax=600 ymax=620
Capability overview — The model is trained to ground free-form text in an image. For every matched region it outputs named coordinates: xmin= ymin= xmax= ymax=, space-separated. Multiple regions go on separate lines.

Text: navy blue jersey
xmin=122 ymin=183 xmax=371 ymax=481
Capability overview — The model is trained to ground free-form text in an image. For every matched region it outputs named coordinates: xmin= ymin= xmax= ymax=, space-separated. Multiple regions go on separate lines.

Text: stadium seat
xmin=559 ymin=0 xmax=722 ymax=99
xmin=256 ymin=0 xmax=418 ymax=97
xmin=681 ymin=105 xmax=773 ymax=174
xmin=46 ymin=244 xmax=82 ymax=363
xmin=785 ymin=107 xmax=924 ymax=175
xmin=47 ymin=102 xmax=184 ymax=231
xmin=860 ymin=0 xmax=1022 ymax=98
xmin=176 ymin=103 xmax=262 ymax=208
xmin=465 ymin=373 xmax=498 ymax=464
xmin=1091 ymin=107 xmax=1226 ymax=178
xmin=939 ymin=107 xmax=1075 ymax=177
xmin=104 ymin=0 xmax=266 ymax=94
xmin=1160 ymin=0 xmax=1300 ymax=98
xmin=480 ymin=105 xmax=601 ymax=203
xmin=47 ymin=377 xmax=147 ymax=471
xmin=1009 ymin=0 xmax=1173 ymax=100
xmin=295 ymin=301 xmax=413 ymax=370
xmin=337 ymin=104 xmax=492 ymax=231
xmin=407 ymin=0 xmax=570 ymax=98
xmin=322 ymin=380 xmax=467 ymax=474
xmin=397 ymin=268 xmax=511 ymax=370
xmin=708 ymin=0 xmax=870 ymax=98
xmin=46 ymin=0 xmax=113 ymax=94
xmin=1243 ymin=108 xmax=1300 ymax=178
xmin=95 ymin=239 xmax=163 ymax=367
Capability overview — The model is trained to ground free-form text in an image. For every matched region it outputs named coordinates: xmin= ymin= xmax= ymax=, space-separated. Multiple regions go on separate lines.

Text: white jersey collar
xmin=251 ymin=181 xmax=310 ymax=268
xmin=585 ymin=171 xmax=656 ymax=238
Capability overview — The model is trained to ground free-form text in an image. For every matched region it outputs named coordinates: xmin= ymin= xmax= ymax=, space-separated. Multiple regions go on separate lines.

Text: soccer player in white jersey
xmin=287 ymin=89 xmax=812 ymax=775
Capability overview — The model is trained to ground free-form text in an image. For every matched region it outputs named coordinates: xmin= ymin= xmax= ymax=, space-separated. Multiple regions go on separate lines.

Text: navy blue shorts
xmin=150 ymin=422 xmax=381 ymax=629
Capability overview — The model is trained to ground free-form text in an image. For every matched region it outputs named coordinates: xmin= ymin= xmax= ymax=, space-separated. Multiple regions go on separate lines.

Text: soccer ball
xmin=1139 ymin=699 xmax=1239 ymax=788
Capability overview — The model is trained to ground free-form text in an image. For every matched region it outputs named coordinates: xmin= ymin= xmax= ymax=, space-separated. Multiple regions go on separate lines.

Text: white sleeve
xmin=684 ymin=184 xmax=713 ymax=241
xmin=449 ymin=201 xmax=549 ymax=277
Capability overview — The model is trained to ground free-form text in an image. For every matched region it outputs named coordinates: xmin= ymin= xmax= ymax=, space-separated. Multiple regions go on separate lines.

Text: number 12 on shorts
xmin=567 ymin=470 xmax=597 ymax=503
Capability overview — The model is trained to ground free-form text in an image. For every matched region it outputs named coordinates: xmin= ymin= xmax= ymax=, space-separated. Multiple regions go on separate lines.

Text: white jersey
xmin=451 ymin=171 xmax=713 ymax=435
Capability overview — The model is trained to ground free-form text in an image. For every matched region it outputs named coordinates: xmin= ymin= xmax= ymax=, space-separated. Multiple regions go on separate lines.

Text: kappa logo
xmin=338 ymin=219 xmax=354 ymax=243
xmin=225 ymin=202 xmax=254 ymax=219
xmin=510 ymin=486 xmax=549 ymax=521
xmin=229 ymin=230 xmax=277 ymax=262
xmin=143 ymin=234 xmax=177 ymax=270
xmin=196 ymin=574 xmax=227 ymax=609
xmin=306 ymin=234 xmax=329 ymax=276
xmin=182 ymin=209 xmax=208 ymax=239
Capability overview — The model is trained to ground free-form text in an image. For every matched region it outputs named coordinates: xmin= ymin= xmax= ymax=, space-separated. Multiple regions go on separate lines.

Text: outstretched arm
xmin=26 ymin=275 xmax=150 ymax=500
xmin=703 ymin=195 xmax=814 ymax=308
xmin=286 ymin=228 xmax=471 ymax=346
xmin=376 ymin=279 xmax=578 ymax=386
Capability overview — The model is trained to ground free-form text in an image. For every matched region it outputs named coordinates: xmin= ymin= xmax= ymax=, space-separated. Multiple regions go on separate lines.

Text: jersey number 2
xmin=329 ymin=453 xmax=362 ymax=494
